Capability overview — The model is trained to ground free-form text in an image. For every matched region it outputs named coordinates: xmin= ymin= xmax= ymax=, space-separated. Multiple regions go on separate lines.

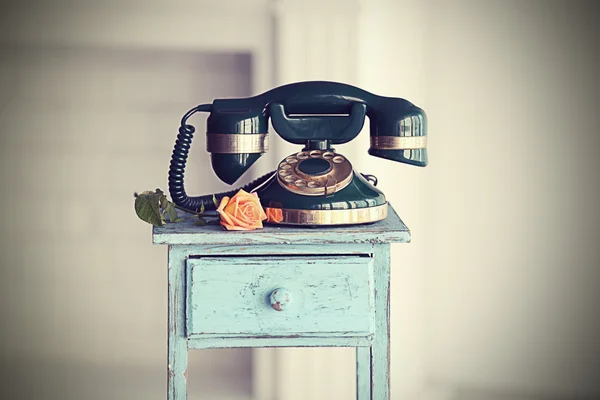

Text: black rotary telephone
xmin=168 ymin=81 xmax=427 ymax=226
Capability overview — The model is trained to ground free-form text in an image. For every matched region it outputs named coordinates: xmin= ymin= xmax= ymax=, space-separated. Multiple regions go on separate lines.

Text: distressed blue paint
xmin=174 ymin=242 xmax=376 ymax=257
xmin=155 ymin=205 xmax=407 ymax=399
xmin=356 ymin=347 xmax=371 ymax=400
xmin=167 ymin=246 xmax=188 ymax=400
xmin=371 ymin=244 xmax=391 ymax=400
xmin=186 ymin=256 xmax=374 ymax=337
xmin=188 ymin=336 xmax=373 ymax=349
xmin=153 ymin=203 xmax=409 ymax=245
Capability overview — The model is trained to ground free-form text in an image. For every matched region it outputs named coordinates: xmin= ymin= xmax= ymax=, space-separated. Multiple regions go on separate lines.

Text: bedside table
xmin=153 ymin=204 xmax=410 ymax=400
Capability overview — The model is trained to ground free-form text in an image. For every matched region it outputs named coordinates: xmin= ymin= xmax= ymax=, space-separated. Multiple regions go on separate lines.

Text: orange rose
xmin=265 ymin=208 xmax=283 ymax=223
xmin=216 ymin=189 xmax=267 ymax=231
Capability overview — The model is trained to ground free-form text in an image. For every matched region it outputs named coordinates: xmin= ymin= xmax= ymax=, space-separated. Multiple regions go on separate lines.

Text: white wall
xmin=359 ymin=1 xmax=600 ymax=398
xmin=0 ymin=43 xmax=257 ymax=400
xmin=0 ymin=1 xmax=274 ymax=399
xmin=356 ymin=2 xmax=430 ymax=398
xmin=424 ymin=1 xmax=600 ymax=397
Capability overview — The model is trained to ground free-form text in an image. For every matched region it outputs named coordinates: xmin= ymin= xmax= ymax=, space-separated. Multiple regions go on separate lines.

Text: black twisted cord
xmin=168 ymin=104 xmax=276 ymax=212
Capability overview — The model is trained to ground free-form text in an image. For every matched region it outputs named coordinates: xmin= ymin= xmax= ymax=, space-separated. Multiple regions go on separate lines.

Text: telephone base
xmin=257 ymin=162 xmax=388 ymax=226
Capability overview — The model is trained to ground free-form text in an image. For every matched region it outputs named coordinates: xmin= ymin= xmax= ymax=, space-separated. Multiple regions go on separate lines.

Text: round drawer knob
xmin=270 ymin=288 xmax=292 ymax=311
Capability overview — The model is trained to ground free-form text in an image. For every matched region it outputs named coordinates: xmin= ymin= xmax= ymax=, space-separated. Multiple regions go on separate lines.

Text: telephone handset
xmin=168 ymin=81 xmax=427 ymax=226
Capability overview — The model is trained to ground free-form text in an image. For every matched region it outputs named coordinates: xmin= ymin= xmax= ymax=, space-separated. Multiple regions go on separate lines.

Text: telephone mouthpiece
xmin=368 ymin=104 xmax=427 ymax=167
xmin=210 ymin=153 xmax=262 ymax=185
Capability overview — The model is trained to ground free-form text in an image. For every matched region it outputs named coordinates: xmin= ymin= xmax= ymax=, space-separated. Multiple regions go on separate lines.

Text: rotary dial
xmin=276 ymin=150 xmax=353 ymax=196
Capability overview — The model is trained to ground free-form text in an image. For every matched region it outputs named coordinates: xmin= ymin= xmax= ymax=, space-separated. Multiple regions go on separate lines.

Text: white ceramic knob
xmin=270 ymin=288 xmax=292 ymax=311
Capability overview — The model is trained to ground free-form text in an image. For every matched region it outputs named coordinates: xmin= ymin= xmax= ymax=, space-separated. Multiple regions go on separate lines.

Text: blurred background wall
xmin=0 ymin=1 xmax=598 ymax=400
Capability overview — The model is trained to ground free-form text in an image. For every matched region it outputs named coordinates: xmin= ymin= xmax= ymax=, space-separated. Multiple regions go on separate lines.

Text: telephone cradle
xmin=168 ymin=81 xmax=428 ymax=225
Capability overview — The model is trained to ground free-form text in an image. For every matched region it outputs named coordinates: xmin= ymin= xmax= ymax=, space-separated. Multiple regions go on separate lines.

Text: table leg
xmin=356 ymin=347 xmax=371 ymax=399
xmin=168 ymin=246 xmax=188 ymax=400
xmin=372 ymin=244 xmax=391 ymax=400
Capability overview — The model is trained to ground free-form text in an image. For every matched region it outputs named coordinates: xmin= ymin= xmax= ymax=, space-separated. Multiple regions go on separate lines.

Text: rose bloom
xmin=216 ymin=189 xmax=267 ymax=231
xmin=265 ymin=208 xmax=283 ymax=223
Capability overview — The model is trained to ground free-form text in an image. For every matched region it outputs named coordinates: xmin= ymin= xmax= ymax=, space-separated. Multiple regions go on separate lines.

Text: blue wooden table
xmin=153 ymin=204 xmax=410 ymax=400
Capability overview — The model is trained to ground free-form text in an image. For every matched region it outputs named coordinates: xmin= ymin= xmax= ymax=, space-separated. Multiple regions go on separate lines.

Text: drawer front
xmin=186 ymin=256 xmax=374 ymax=338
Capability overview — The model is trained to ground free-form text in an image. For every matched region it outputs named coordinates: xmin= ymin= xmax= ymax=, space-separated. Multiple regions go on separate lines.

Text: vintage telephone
xmin=168 ymin=81 xmax=427 ymax=226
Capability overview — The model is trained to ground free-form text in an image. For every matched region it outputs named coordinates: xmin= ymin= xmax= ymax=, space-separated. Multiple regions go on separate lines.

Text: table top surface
xmin=153 ymin=203 xmax=410 ymax=246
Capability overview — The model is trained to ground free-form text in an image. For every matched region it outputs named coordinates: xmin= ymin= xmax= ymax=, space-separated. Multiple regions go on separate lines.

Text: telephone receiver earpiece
xmin=268 ymin=102 xmax=367 ymax=144
xmin=168 ymin=81 xmax=427 ymax=214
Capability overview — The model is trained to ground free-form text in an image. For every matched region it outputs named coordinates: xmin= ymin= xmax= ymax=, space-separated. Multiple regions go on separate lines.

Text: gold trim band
xmin=206 ymin=133 xmax=269 ymax=154
xmin=370 ymin=135 xmax=427 ymax=150
xmin=265 ymin=204 xmax=388 ymax=226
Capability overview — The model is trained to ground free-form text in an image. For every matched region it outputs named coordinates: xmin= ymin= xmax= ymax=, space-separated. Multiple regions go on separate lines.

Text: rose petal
xmin=239 ymin=199 xmax=258 ymax=221
xmin=217 ymin=207 xmax=235 ymax=226
xmin=230 ymin=189 xmax=249 ymax=203
xmin=224 ymin=199 xmax=237 ymax=216
xmin=246 ymin=193 xmax=267 ymax=220
xmin=258 ymin=205 xmax=267 ymax=220
xmin=221 ymin=223 xmax=254 ymax=231
xmin=227 ymin=211 xmax=253 ymax=228
xmin=216 ymin=196 xmax=230 ymax=212
xmin=216 ymin=197 xmax=236 ymax=226
xmin=241 ymin=203 xmax=257 ymax=220
xmin=237 ymin=201 xmax=255 ymax=224
xmin=233 ymin=195 xmax=240 ymax=216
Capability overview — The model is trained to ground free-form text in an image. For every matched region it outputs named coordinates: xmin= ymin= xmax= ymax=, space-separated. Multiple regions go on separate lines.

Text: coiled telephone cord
xmin=168 ymin=104 xmax=276 ymax=212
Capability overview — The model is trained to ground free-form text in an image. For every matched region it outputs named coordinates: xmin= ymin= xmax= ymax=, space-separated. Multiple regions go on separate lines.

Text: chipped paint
xmin=160 ymin=212 xmax=399 ymax=399
xmin=167 ymin=246 xmax=189 ymax=399
xmin=153 ymin=204 xmax=409 ymax=245
xmin=186 ymin=256 xmax=374 ymax=338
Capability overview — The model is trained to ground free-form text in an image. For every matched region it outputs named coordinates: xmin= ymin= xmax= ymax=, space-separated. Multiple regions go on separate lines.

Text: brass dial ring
xmin=277 ymin=150 xmax=353 ymax=196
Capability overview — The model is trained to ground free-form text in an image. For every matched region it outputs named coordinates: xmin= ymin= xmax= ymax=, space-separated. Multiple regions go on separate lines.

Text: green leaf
xmin=173 ymin=218 xmax=186 ymax=223
xmin=212 ymin=194 xmax=219 ymax=208
xmin=158 ymin=194 xmax=168 ymax=211
xmin=134 ymin=191 xmax=164 ymax=226
xmin=165 ymin=201 xmax=178 ymax=222
xmin=200 ymin=202 xmax=205 ymax=214
xmin=194 ymin=217 xmax=208 ymax=226
xmin=154 ymin=189 xmax=169 ymax=212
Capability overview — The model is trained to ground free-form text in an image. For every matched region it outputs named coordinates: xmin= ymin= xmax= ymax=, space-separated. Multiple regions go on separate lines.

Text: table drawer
xmin=186 ymin=255 xmax=374 ymax=338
